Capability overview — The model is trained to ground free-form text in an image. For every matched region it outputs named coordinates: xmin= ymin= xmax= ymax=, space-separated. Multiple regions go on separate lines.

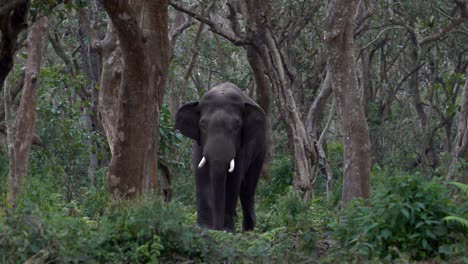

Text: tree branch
xmin=99 ymin=0 xmax=146 ymax=63
xmin=420 ymin=16 xmax=468 ymax=45
xmin=169 ymin=16 xmax=196 ymax=50
xmin=169 ymin=0 xmax=249 ymax=46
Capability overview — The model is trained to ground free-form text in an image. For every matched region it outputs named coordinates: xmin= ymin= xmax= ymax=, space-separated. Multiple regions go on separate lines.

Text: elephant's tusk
xmin=228 ymin=159 xmax=235 ymax=173
xmin=198 ymin=157 xmax=206 ymax=168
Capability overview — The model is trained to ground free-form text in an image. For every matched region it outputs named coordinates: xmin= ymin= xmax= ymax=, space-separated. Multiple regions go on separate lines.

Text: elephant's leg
xmin=240 ymin=154 xmax=264 ymax=231
xmin=194 ymin=145 xmax=212 ymax=228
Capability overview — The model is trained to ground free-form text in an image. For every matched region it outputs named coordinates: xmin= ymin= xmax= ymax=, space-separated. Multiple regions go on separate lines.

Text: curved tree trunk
xmin=324 ymin=0 xmax=371 ymax=205
xmin=100 ymin=0 xmax=169 ymax=197
xmin=241 ymin=1 xmax=317 ymax=193
xmin=448 ymin=77 xmax=468 ymax=183
xmin=7 ymin=17 xmax=48 ymax=207
xmin=246 ymin=46 xmax=273 ymax=179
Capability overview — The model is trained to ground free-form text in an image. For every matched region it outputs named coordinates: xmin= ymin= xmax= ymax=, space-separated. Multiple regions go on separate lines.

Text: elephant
xmin=175 ymin=82 xmax=266 ymax=232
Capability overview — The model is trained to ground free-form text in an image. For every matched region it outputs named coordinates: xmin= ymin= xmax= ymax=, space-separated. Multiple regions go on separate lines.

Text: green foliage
xmin=0 ymin=204 xmax=93 ymax=263
xmin=158 ymin=105 xmax=184 ymax=167
xmin=331 ymin=173 xmax=467 ymax=261
xmin=258 ymin=155 xmax=294 ymax=205
xmin=442 ymin=182 xmax=468 ymax=231
xmin=0 ymin=196 xmax=321 ymax=263
xmin=80 ymin=168 xmax=108 ymax=218
xmin=449 ymin=181 xmax=468 ymax=196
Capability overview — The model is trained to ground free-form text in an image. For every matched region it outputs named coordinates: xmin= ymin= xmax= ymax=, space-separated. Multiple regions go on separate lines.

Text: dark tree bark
xmin=246 ymin=46 xmax=273 ymax=179
xmin=99 ymin=0 xmax=169 ymax=197
xmin=324 ymin=0 xmax=371 ymax=204
xmin=7 ymin=17 xmax=48 ymax=207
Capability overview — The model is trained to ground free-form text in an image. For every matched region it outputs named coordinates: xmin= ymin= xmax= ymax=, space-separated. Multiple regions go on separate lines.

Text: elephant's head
xmin=175 ymin=83 xmax=266 ymax=172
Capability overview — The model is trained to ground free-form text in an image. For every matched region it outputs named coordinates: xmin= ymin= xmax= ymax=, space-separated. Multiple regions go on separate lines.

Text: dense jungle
xmin=0 ymin=0 xmax=467 ymax=263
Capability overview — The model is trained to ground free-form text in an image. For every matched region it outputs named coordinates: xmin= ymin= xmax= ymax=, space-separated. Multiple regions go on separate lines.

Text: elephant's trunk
xmin=209 ymin=160 xmax=228 ymax=230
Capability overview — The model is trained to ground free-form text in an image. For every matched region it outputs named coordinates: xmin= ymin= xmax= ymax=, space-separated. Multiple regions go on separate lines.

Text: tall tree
xmin=99 ymin=0 xmax=169 ymax=197
xmin=448 ymin=77 xmax=468 ymax=183
xmin=7 ymin=16 xmax=49 ymax=207
xmin=324 ymin=0 xmax=371 ymax=204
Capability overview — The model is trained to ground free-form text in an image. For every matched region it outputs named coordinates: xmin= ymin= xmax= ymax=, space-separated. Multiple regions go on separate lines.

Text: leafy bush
xmin=0 ymin=196 xmax=321 ymax=263
xmin=331 ymin=173 xmax=467 ymax=261
xmin=258 ymin=155 xmax=294 ymax=205
xmin=443 ymin=182 xmax=468 ymax=231
xmin=80 ymin=168 xmax=108 ymax=218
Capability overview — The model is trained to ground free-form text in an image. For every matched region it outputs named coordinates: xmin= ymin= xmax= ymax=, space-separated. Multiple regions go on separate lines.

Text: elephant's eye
xmin=233 ymin=120 xmax=241 ymax=131
xmin=200 ymin=121 xmax=207 ymax=132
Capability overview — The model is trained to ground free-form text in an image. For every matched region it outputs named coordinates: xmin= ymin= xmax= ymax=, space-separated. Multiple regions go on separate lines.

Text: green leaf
xmin=442 ymin=216 xmax=468 ymax=230
xmin=401 ymin=208 xmax=410 ymax=219
xmin=448 ymin=182 xmax=468 ymax=197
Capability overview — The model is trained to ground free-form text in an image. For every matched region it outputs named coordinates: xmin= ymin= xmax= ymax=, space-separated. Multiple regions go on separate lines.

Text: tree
xmin=324 ymin=0 xmax=371 ymax=204
xmin=99 ymin=0 xmax=169 ymax=197
xmin=448 ymin=77 xmax=468 ymax=183
xmin=6 ymin=16 xmax=49 ymax=207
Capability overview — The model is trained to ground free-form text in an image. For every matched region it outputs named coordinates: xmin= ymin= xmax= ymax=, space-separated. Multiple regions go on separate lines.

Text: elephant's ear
xmin=243 ymin=103 xmax=266 ymax=144
xmin=175 ymin=102 xmax=200 ymax=141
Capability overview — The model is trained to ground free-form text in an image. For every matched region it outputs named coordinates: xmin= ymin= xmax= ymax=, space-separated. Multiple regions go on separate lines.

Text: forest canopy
xmin=0 ymin=0 xmax=467 ymax=263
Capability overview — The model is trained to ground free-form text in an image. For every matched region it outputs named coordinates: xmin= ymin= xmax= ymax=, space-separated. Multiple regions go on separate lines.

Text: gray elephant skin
xmin=175 ymin=82 xmax=266 ymax=232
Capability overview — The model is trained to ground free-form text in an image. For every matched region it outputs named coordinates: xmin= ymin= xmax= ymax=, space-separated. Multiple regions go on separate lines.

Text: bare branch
xmin=49 ymin=33 xmax=77 ymax=77
xmin=169 ymin=0 xmax=249 ymax=46
xmin=180 ymin=22 xmax=205 ymax=101
xmin=169 ymin=16 xmax=196 ymax=49
xmin=420 ymin=16 xmax=468 ymax=45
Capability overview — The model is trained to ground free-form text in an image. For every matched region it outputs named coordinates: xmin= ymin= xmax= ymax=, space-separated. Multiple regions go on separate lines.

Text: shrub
xmin=0 ymin=195 xmax=322 ymax=263
xmin=331 ymin=173 xmax=467 ymax=262
xmin=258 ymin=155 xmax=294 ymax=205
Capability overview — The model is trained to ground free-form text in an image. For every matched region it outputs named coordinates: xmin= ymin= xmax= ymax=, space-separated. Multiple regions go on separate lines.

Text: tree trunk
xmin=324 ymin=0 xmax=371 ymax=205
xmin=100 ymin=0 xmax=169 ymax=197
xmin=246 ymin=46 xmax=273 ymax=179
xmin=361 ymin=47 xmax=373 ymax=117
xmin=241 ymin=0 xmax=317 ymax=193
xmin=78 ymin=6 xmax=104 ymax=185
xmin=448 ymin=77 xmax=468 ymax=183
xmin=7 ymin=17 xmax=49 ymax=207
xmin=98 ymin=22 xmax=122 ymax=157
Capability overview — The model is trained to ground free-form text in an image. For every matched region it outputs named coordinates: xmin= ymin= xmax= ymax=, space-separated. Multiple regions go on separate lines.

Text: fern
xmin=449 ymin=182 xmax=468 ymax=197
xmin=443 ymin=182 xmax=468 ymax=230
xmin=442 ymin=215 xmax=468 ymax=230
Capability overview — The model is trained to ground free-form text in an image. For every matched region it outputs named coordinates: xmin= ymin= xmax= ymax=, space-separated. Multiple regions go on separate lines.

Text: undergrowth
xmin=328 ymin=173 xmax=468 ymax=263
xmin=0 ymin=194 xmax=322 ymax=263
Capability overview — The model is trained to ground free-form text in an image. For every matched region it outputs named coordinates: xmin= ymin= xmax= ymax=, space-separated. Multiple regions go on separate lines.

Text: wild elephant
xmin=175 ymin=82 xmax=266 ymax=231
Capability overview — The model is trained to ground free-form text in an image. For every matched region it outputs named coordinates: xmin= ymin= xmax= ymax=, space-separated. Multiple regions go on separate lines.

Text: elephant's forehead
xmin=200 ymin=88 xmax=243 ymax=106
